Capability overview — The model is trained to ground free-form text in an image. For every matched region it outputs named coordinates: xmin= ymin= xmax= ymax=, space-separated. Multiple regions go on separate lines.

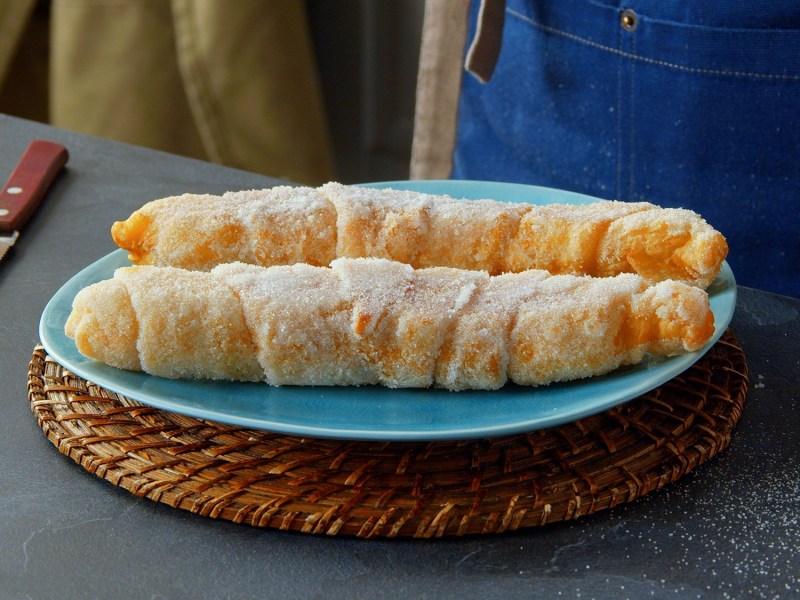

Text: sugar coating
xmin=111 ymin=183 xmax=728 ymax=288
xmin=225 ymin=186 xmax=337 ymax=267
xmin=65 ymin=278 xmax=141 ymax=371
xmin=434 ymin=269 xmax=550 ymax=390
xmin=120 ymin=266 xmax=263 ymax=381
xmin=323 ymin=182 xmax=528 ymax=273
xmin=509 ymin=274 xmax=648 ymax=385
xmin=381 ymin=265 xmax=486 ymax=387
xmin=331 ymin=257 xmax=413 ymax=338
xmin=65 ymin=260 xmax=715 ymax=390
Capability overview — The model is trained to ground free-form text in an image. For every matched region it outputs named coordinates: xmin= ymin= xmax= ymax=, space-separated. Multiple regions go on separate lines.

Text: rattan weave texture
xmin=28 ymin=331 xmax=747 ymax=538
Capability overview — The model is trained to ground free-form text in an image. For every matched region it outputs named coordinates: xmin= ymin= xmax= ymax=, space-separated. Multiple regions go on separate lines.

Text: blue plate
xmin=39 ymin=180 xmax=736 ymax=441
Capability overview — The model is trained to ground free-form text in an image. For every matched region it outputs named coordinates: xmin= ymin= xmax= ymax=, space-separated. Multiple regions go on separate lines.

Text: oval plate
xmin=39 ymin=180 xmax=736 ymax=441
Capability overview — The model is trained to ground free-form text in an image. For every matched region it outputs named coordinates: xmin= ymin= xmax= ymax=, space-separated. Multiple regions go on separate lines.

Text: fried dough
xmin=111 ymin=183 xmax=727 ymax=288
xmin=65 ymin=259 xmax=715 ymax=390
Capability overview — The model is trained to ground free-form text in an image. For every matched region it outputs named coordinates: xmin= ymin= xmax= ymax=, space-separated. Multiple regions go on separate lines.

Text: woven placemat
xmin=28 ymin=331 xmax=748 ymax=538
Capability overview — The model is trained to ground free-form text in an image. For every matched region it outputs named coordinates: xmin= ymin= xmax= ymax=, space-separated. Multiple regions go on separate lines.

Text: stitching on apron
xmin=508 ymin=7 xmax=800 ymax=81
xmin=614 ymin=31 xmax=623 ymax=200
xmin=628 ymin=34 xmax=636 ymax=201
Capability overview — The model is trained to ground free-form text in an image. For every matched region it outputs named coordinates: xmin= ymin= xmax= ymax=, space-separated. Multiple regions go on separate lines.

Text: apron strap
xmin=410 ymin=0 xmax=472 ymax=179
xmin=465 ymin=0 xmax=507 ymax=83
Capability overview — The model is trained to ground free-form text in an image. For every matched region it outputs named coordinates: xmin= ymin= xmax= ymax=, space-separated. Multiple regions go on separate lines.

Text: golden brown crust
xmin=111 ymin=183 xmax=727 ymax=288
xmin=65 ymin=278 xmax=142 ymax=372
xmin=111 ymin=187 xmax=337 ymax=270
xmin=65 ymin=260 xmax=715 ymax=390
xmin=595 ymin=208 xmax=729 ymax=288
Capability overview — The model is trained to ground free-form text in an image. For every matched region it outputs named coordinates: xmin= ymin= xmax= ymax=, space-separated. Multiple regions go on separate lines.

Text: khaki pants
xmin=0 ymin=0 xmax=335 ymax=184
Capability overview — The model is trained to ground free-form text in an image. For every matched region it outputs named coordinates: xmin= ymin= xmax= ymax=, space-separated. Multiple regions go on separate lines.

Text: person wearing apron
xmin=412 ymin=0 xmax=799 ymax=297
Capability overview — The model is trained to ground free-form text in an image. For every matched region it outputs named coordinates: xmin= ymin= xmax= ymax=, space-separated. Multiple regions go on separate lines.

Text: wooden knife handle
xmin=0 ymin=140 xmax=69 ymax=233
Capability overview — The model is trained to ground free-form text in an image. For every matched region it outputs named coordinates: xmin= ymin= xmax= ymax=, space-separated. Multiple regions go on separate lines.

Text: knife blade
xmin=0 ymin=140 xmax=69 ymax=263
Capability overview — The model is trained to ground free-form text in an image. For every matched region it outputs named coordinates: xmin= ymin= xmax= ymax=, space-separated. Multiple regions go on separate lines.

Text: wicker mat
xmin=28 ymin=331 xmax=748 ymax=538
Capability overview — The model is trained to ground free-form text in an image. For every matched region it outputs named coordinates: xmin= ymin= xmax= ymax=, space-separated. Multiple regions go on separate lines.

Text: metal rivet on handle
xmin=6 ymin=187 xmax=23 ymax=194
xmin=0 ymin=209 xmax=8 ymax=217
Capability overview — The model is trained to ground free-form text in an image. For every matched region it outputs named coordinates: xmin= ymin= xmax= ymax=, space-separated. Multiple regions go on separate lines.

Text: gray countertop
xmin=1 ymin=114 xmax=798 ymax=600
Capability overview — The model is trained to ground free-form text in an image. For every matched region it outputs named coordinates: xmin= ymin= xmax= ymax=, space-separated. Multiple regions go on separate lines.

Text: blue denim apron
xmin=452 ymin=0 xmax=800 ymax=297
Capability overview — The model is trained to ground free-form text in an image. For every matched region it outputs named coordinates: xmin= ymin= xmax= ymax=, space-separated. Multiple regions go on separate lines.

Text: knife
xmin=0 ymin=140 xmax=69 ymax=264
